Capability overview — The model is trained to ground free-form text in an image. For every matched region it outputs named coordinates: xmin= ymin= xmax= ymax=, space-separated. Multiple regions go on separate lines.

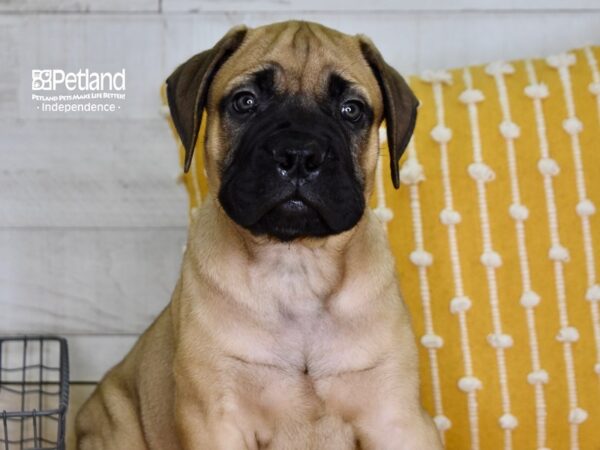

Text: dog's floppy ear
xmin=166 ymin=26 xmax=248 ymax=172
xmin=359 ymin=37 xmax=419 ymax=189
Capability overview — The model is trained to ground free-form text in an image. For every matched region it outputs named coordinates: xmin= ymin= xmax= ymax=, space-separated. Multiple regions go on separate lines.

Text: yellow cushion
xmin=166 ymin=46 xmax=600 ymax=449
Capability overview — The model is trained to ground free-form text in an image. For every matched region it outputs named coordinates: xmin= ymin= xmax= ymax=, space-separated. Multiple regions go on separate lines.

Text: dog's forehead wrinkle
xmin=255 ymin=28 xmax=361 ymax=92
xmin=290 ymin=22 xmax=312 ymax=68
xmin=268 ymin=21 xmax=319 ymax=61
xmin=218 ymin=28 xmax=378 ymax=105
xmin=222 ymin=64 xmax=277 ymax=97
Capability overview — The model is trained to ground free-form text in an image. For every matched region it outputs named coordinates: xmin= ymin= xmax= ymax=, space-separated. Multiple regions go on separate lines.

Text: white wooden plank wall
xmin=1 ymin=0 xmax=599 ymax=443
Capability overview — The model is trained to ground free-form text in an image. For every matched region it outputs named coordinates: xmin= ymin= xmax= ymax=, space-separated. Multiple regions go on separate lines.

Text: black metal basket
xmin=0 ymin=336 xmax=69 ymax=450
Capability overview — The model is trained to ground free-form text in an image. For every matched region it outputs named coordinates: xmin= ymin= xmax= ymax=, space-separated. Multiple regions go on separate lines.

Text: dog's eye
xmin=340 ymin=100 xmax=363 ymax=122
xmin=232 ymin=92 xmax=258 ymax=114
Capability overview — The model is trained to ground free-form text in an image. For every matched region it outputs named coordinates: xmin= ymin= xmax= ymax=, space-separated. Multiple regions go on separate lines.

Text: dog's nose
xmin=272 ymin=146 xmax=326 ymax=178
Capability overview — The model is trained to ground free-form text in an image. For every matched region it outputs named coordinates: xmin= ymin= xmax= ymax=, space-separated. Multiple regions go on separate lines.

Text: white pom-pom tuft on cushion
xmin=421 ymin=334 xmax=444 ymax=349
xmin=440 ymin=208 xmax=462 ymax=225
xmin=524 ymin=83 xmax=549 ymax=99
xmin=459 ymin=89 xmax=485 ymax=104
xmin=430 ymin=125 xmax=452 ymax=144
xmin=546 ymin=52 xmax=576 ymax=68
xmin=549 ymin=245 xmax=570 ymax=262
xmin=374 ymin=207 xmax=394 ymax=223
xmin=159 ymin=104 xmax=170 ymax=117
xmin=481 ymin=251 xmax=502 ymax=268
xmin=485 ymin=61 xmax=515 ymax=75
xmin=399 ymin=159 xmax=425 ymax=185
xmin=520 ymin=291 xmax=541 ymax=308
xmin=450 ymin=296 xmax=472 ymax=314
xmin=421 ymin=69 xmax=453 ymax=84
xmin=569 ymin=408 xmax=588 ymax=424
xmin=586 ymin=285 xmax=600 ymax=302
xmin=527 ymin=370 xmax=549 ymax=385
xmin=500 ymin=120 xmax=521 ymax=139
xmin=410 ymin=250 xmax=433 ymax=267
xmin=562 ymin=117 xmax=583 ymax=134
xmin=509 ymin=204 xmax=529 ymax=221
xmin=576 ymin=199 xmax=596 ymax=217
xmin=556 ymin=326 xmax=580 ymax=343
xmin=378 ymin=127 xmax=388 ymax=145
xmin=487 ymin=333 xmax=514 ymax=349
xmin=537 ymin=158 xmax=560 ymax=176
xmin=434 ymin=415 xmax=452 ymax=431
xmin=468 ymin=162 xmax=496 ymax=182
xmin=458 ymin=376 xmax=482 ymax=393
xmin=499 ymin=413 xmax=518 ymax=430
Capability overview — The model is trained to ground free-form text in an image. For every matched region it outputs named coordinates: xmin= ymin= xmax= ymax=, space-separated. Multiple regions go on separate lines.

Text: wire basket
xmin=0 ymin=336 xmax=69 ymax=450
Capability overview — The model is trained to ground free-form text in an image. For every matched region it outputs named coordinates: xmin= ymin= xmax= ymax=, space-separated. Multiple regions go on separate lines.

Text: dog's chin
xmin=245 ymin=198 xmax=335 ymax=242
xmin=219 ymin=183 xmax=366 ymax=242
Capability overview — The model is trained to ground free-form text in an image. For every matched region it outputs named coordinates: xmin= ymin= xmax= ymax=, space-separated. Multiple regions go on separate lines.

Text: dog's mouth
xmin=218 ymin=175 xmax=366 ymax=241
xmin=241 ymin=193 xmax=331 ymax=241
xmin=277 ymin=197 xmax=311 ymax=215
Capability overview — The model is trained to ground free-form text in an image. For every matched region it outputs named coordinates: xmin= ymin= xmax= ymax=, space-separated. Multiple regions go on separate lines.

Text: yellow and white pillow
xmin=168 ymin=46 xmax=600 ymax=449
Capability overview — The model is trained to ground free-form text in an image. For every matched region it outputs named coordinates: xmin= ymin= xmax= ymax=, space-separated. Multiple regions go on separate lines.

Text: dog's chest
xmin=242 ymin=247 xmax=370 ymax=376
xmin=232 ymin=259 xmax=375 ymax=445
xmin=207 ymin=245 xmax=389 ymax=446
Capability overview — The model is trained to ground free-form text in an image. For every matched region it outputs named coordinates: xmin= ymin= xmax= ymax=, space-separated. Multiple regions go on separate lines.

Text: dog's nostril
xmin=272 ymin=146 xmax=326 ymax=177
xmin=273 ymin=148 xmax=297 ymax=171
xmin=304 ymin=152 xmax=321 ymax=171
xmin=282 ymin=155 xmax=296 ymax=171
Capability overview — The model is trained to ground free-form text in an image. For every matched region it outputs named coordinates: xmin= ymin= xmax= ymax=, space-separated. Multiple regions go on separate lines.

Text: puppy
xmin=75 ymin=20 xmax=442 ymax=450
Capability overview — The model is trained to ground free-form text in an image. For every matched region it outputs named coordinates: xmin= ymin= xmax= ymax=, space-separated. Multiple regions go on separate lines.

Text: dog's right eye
xmin=340 ymin=100 xmax=364 ymax=123
xmin=232 ymin=92 xmax=258 ymax=114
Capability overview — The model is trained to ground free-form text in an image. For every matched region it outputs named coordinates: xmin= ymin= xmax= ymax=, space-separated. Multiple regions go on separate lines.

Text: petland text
xmin=32 ymin=69 xmax=126 ymax=91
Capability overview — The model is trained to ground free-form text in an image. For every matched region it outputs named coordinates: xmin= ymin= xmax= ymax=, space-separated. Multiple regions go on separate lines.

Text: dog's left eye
xmin=232 ymin=92 xmax=258 ymax=114
xmin=340 ymin=100 xmax=363 ymax=122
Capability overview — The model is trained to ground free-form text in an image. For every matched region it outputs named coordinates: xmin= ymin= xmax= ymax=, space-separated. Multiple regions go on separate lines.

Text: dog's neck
xmin=185 ymin=196 xmax=394 ymax=317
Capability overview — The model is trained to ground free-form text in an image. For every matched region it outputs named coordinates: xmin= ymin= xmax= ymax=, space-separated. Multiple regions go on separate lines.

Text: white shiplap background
xmin=1 ymin=0 xmax=599 ymax=446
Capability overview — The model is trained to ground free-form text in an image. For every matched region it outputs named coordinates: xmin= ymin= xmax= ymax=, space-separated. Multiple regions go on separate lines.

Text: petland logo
xmin=31 ymin=68 xmax=126 ymax=113
xmin=32 ymin=69 xmax=126 ymax=91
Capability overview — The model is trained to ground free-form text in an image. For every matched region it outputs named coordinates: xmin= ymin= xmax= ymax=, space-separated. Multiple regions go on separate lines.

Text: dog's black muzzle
xmin=218 ymin=101 xmax=365 ymax=242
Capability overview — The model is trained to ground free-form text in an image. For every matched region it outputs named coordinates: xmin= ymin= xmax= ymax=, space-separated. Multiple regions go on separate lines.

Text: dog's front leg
xmin=173 ymin=360 xmax=259 ymax=450
xmin=319 ymin=357 xmax=442 ymax=450
xmin=174 ymin=384 xmax=258 ymax=450
xmin=354 ymin=402 xmax=443 ymax=450
xmin=350 ymin=362 xmax=443 ymax=450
